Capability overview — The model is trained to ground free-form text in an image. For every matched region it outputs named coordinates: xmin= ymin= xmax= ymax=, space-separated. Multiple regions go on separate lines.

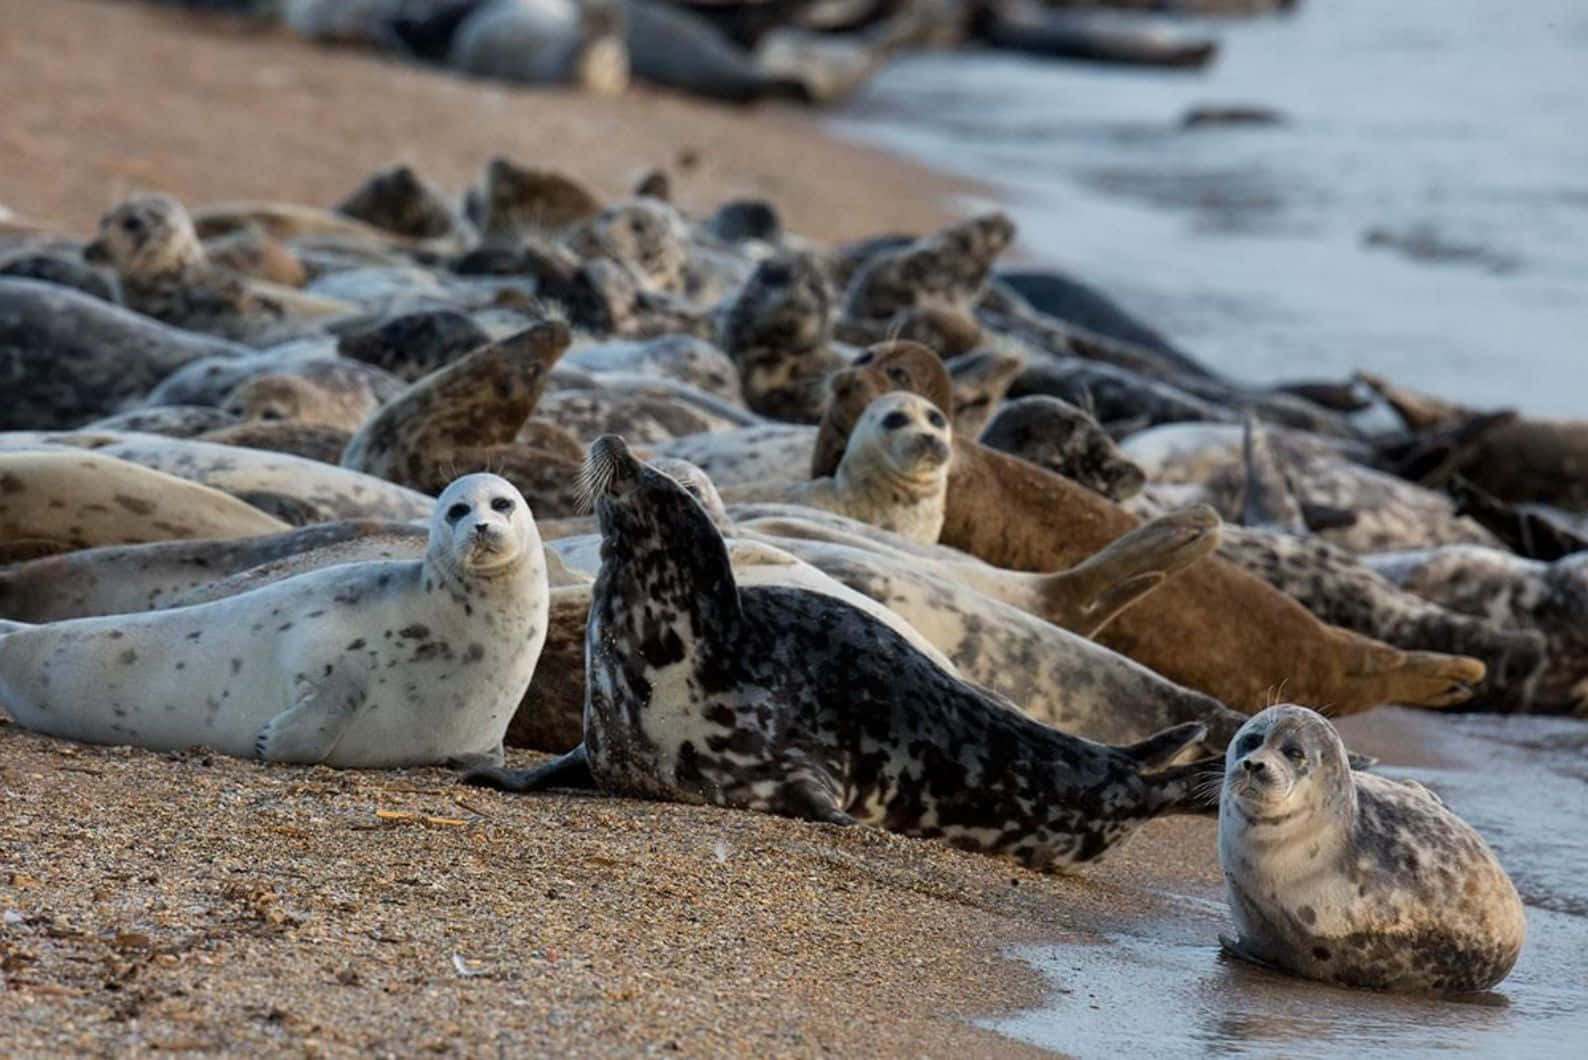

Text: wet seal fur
xmin=466 ymin=435 xmax=1220 ymax=872
xmin=0 ymin=474 xmax=547 ymax=768
xmin=1218 ymin=705 xmax=1525 ymax=993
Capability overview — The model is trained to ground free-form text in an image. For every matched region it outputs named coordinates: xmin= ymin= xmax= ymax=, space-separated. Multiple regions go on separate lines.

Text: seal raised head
xmin=0 ymin=473 xmax=549 ymax=769
xmin=788 ymin=391 xmax=951 ymax=542
xmin=1218 ymin=705 xmax=1525 ymax=993
xmin=466 ymin=435 xmax=1220 ymax=872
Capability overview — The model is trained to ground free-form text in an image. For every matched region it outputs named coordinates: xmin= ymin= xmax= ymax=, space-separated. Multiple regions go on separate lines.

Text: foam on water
xmin=832 ymin=0 xmax=1588 ymax=415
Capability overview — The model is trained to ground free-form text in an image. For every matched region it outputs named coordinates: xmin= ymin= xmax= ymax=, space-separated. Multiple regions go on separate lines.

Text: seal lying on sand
xmin=466 ymin=435 xmax=1219 ymax=871
xmin=1218 ymin=705 xmax=1525 ymax=993
xmin=0 ymin=474 xmax=547 ymax=768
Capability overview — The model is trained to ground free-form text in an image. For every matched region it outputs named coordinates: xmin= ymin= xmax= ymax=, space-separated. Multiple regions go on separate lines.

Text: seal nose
xmin=1242 ymin=757 xmax=1267 ymax=777
xmin=472 ymin=522 xmax=491 ymax=538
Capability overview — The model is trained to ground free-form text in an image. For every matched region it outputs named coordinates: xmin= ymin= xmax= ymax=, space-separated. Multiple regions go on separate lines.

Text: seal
xmin=714 ymin=251 xmax=845 ymax=423
xmin=1363 ymin=545 xmax=1588 ymax=713
xmin=944 ymin=347 xmax=1025 ymax=440
xmin=0 ymin=520 xmax=425 ymax=623
xmin=649 ymin=423 xmax=815 ymax=487
xmin=1218 ymin=705 xmax=1526 ymax=993
xmin=86 ymin=405 xmax=241 ymax=439
xmin=336 ymin=307 xmax=493 ymax=383
xmin=83 ymin=194 xmax=355 ymax=345
xmin=0 ymin=449 xmax=289 ymax=549
xmin=812 ymin=342 xmax=1489 ymax=714
xmin=198 ymin=422 xmax=354 ymax=465
xmin=221 ymin=359 xmax=405 ymax=430
xmin=623 ymin=0 xmax=813 ymax=104
xmin=0 ymin=277 xmax=245 ymax=431
xmin=978 ymin=394 xmax=1147 ymax=502
xmin=466 ymin=435 xmax=1221 ymax=871
xmin=341 ymin=318 xmax=571 ymax=498
xmin=840 ymin=212 xmax=1015 ymax=322
xmin=777 ymin=392 xmax=951 ymax=541
xmin=334 ymin=162 xmax=470 ymax=244
xmin=469 ymin=157 xmax=603 ymax=244
xmin=564 ymin=335 xmax=744 ymax=403
xmin=448 ymin=0 xmax=630 ymax=96
xmin=0 ymin=473 xmax=548 ymax=769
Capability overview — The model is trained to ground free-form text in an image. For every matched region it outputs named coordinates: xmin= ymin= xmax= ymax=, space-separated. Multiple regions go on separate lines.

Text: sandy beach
xmin=4 ymin=2 xmax=1585 ymax=1057
xmin=0 ymin=1 xmax=1188 ymax=1055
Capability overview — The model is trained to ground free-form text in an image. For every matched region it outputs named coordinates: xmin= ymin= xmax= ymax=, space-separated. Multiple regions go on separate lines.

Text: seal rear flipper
xmin=1237 ymin=411 xmax=1308 ymax=535
xmin=255 ymin=664 xmax=370 ymax=764
xmin=1218 ymin=932 xmax=1284 ymax=973
xmin=460 ymin=744 xmax=593 ymax=793
xmin=1042 ymin=505 xmax=1221 ymax=637
xmin=1346 ymin=636 xmax=1485 ymax=712
xmin=1117 ymin=721 xmax=1207 ymax=770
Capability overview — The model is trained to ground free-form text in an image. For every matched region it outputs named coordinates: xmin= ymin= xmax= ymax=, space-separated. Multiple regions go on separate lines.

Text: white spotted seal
xmin=466 ymin=435 xmax=1219 ymax=872
xmin=1218 ymin=705 xmax=1525 ymax=993
xmin=0 ymin=474 xmax=547 ymax=768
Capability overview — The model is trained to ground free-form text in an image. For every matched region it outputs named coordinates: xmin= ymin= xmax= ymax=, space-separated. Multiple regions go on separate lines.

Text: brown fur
xmin=817 ymin=346 xmax=1487 ymax=714
xmin=504 ymin=588 xmax=590 ymax=751
xmin=341 ymin=321 xmax=570 ymax=489
xmin=199 ymin=422 xmax=353 ymax=465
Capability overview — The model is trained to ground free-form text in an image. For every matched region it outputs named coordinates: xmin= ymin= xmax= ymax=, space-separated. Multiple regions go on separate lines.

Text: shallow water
xmin=832 ymin=0 xmax=1588 ymax=416
xmin=980 ymin=710 xmax=1588 ymax=1057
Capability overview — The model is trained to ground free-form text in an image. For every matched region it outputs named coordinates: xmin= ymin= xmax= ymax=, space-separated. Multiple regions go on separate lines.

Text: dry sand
xmin=0 ymin=2 xmax=1228 ymax=1055
xmin=0 ymin=0 xmax=966 ymax=244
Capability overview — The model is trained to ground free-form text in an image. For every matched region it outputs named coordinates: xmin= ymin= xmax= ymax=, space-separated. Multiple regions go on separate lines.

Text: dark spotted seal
xmin=1219 ymin=705 xmax=1526 ymax=993
xmin=465 ymin=435 xmax=1220 ymax=872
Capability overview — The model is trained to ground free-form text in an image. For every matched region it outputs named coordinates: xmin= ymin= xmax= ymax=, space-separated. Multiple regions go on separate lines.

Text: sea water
xmin=832 ymin=0 xmax=1588 ymax=416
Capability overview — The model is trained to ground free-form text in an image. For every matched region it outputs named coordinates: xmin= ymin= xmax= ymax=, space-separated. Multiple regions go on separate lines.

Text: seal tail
xmin=1117 ymin=721 xmax=1207 ymax=770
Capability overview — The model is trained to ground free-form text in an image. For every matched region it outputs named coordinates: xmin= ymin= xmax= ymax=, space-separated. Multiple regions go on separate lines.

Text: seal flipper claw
xmin=256 ymin=664 xmax=370 ymax=764
xmin=461 ymin=745 xmax=594 ymax=793
xmin=1218 ymin=933 xmax=1282 ymax=973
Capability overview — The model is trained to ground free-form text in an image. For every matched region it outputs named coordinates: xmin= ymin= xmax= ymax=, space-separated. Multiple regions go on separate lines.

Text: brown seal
xmin=813 ymin=343 xmax=1488 ymax=714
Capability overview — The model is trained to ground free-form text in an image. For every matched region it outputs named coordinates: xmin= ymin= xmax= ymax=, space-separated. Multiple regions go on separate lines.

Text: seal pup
xmin=0 ymin=474 xmax=547 ymax=769
xmin=1218 ymin=705 xmax=1525 ymax=993
xmin=777 ymin=392 xmax=951 ymax=542
xmin=466 ymin=435 xmax=1220 ymax=871
xmin=334 ymin=162 xmax=470 ymax=244
xmin=84 ymin=194 xmax=355 ymax=345
xmin=812 ymin=343 xmax=1488 ymax=714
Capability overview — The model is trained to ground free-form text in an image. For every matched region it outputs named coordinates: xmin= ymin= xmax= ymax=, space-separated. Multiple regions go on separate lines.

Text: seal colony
xmin=0 ymin=154 xmax=1551 ymax=996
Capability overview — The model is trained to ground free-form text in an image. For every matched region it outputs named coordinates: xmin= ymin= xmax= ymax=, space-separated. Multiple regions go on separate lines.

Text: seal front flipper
xmin=461 ymin=745 xmax=594 ymax=793
xmin=775 ymin=773 xmax=857 ymax=826
xmin=254 ymin=660 xmax=371 ymax=764
xmin=1218 ymin=933 xmax=1283 ymax=973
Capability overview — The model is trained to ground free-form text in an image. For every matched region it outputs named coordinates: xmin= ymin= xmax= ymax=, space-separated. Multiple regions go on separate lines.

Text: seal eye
xmin=121 ymin=214 xmax=144 ymax=235
xmin=880 ymin=411 xmax=909 ymax=431
xmin=446 ymin=502 xmax=470 ymax=524
xmin=490 ymin=497 xmax=514 ymax=513
xmin=1282 ymin=745 xmax=1306 ymax=763
xmin=260 ymin=408 xmax=285 ymax=422
xmin=854 ymin=352 xmax=874 ymax=366
xmin=927 ymin=410 xmax=947 ymax=429
xmin=886 ymin=367 xmax=909 ymax=385
xmin=1235 ymin=732 xmax=1263 ymax=756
